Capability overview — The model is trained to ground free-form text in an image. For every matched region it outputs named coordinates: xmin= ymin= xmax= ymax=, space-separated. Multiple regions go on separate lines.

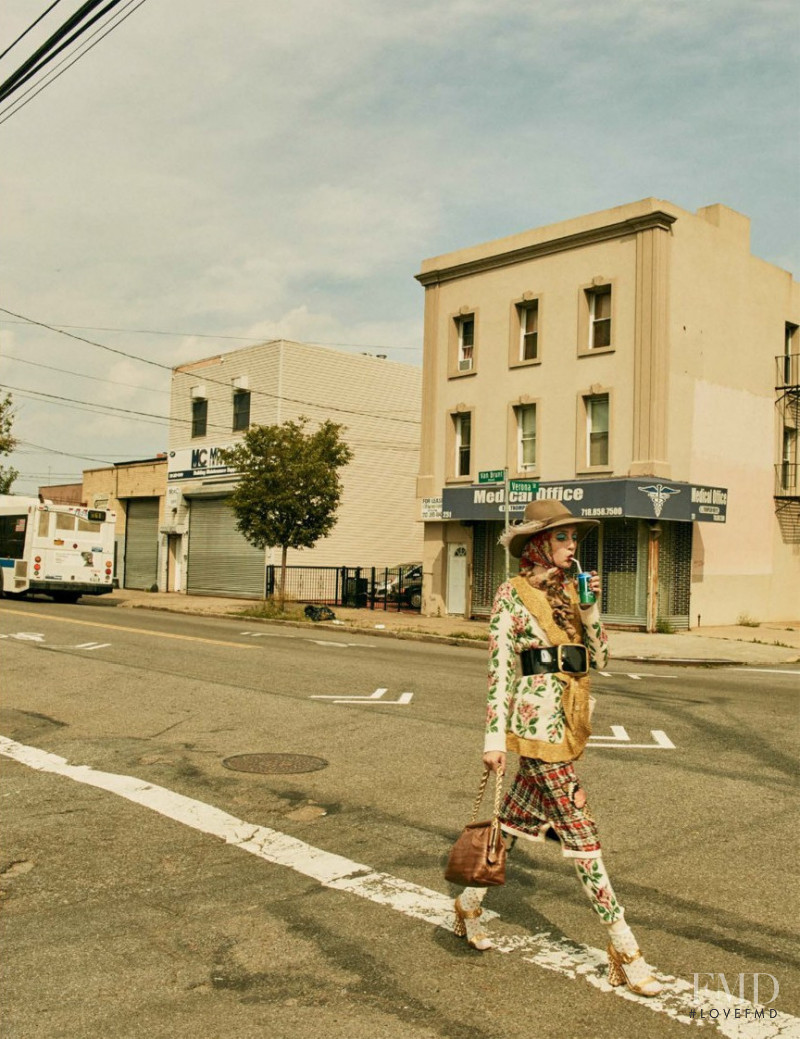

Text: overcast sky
xmin=1 ymin=0 xmax=798 ymax=496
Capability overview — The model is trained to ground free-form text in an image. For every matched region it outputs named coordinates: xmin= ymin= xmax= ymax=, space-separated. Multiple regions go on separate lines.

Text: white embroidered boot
xmin=607 ymin=918 xmax=663 ymax=997
xmin=453 ymin=886 xmax=492 ymax=950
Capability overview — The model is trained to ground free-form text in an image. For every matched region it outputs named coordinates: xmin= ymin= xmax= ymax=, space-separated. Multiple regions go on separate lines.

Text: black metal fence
xmin=264 ymin=565 xmax=422 ymax=611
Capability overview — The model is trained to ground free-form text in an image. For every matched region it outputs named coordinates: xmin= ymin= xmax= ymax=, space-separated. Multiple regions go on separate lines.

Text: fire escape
xmin=775 ymin=327 xmax=800 ymax=540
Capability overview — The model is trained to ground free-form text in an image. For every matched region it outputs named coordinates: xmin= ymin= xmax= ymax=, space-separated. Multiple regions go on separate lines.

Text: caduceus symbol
xmin=638 ymin=484 xmax=680 ymax=518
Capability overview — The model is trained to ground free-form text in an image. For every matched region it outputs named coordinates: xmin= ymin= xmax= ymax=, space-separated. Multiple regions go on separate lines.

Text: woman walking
xmin=453 ymin=500 xmax=662 ymax=997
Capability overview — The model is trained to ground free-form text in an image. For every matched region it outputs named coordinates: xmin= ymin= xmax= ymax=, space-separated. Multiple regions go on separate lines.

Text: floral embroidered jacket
xmin=484 ymin=577 xmax=609 ymax=761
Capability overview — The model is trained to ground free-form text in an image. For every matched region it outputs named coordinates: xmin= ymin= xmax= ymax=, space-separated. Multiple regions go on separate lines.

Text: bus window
xmin=56 ymin=514 xmax=76 ymax=532
xmin=0 ymin=515 xmax=27 ymax=559
xmin=77 ymin=517 xmax=101 ymax=534
xmin=38 ymin=511 xmax=51 ymax=537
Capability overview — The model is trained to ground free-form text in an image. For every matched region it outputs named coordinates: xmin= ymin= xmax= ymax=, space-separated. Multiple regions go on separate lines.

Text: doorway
xmin=446 ymin=543 xmax=468 ymax=615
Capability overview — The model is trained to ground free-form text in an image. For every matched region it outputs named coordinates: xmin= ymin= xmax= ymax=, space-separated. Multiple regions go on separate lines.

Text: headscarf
xmin=518 ymin=531 xmax=579 ymax=640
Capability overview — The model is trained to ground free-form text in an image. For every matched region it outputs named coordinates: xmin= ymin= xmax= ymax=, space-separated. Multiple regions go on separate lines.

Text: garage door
xmin=187 ymin=497 xmax=264 ymax=598
xmin=124 ymin=498 xmax=160 ymax=589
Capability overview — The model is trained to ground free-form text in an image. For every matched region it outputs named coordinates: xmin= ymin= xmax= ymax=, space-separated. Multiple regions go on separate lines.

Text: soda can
xmin=577 ymin=572 xmax=595 ymax=605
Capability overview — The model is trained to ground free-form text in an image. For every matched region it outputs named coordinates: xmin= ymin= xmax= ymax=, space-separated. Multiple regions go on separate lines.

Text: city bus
xmin=0 ymin=495 xmax=116 ymax=603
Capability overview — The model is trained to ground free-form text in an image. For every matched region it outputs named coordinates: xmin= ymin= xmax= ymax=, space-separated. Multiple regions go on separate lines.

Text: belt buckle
xmin=557 ymin=644 xmax=589 ymax=676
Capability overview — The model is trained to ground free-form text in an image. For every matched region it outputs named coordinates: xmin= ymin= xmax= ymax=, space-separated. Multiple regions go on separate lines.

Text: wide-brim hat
xmin=499 ymin=500 xmax=599 ymax=558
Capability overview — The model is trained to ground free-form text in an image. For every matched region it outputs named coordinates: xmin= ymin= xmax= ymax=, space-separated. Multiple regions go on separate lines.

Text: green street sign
xmin=478 ymin=469 xmax=505 ymax=484
xmin=509 ymin=480 xmax=539 ymax=494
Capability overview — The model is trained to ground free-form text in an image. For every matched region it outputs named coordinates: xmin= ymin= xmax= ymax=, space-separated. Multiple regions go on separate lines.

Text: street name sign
xmin=478 ymin=469 xmax=505 ymax=484
xmin=509 ymin=480 xmax=539 ymax=493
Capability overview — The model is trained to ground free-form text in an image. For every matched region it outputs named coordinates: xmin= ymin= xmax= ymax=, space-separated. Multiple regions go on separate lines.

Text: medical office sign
xmin=167 ymin=445 xmax=238 ymax=481
xmin=441 ymin=479 xmax=727 ymax=523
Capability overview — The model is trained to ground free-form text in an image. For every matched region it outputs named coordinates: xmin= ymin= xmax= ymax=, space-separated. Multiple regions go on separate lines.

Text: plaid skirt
xmin=499 ymin=758 xmax=602 ymax=859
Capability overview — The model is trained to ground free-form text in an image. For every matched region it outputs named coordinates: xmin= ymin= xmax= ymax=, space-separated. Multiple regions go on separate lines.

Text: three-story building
xmin=415 ymin=198 xmax=799 ymax=628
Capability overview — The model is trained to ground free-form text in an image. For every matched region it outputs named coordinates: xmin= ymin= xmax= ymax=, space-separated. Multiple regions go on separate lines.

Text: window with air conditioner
xmin=457 ymin=316 xmax=475 ymax=372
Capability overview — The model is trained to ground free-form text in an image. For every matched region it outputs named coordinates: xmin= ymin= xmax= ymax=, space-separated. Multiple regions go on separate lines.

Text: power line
xmin=1 ymin=306 xmax=421 ymax=425
xmin=0 ymin=0 xmax=118 ymax=103
xmin=4 ymin=384 xmax=420 ymax=448
xmin=16 ymin=438 xmax=152 ymax=464
xmin=0 ymin=317 xmax=422 ymax=352
xmin=0 ymin=0 xmax=149 ymax=124
xmin=0 ymin=351 xmax=170 ymax=394
xmin=0 ymin=1 xmax=64 ymax=61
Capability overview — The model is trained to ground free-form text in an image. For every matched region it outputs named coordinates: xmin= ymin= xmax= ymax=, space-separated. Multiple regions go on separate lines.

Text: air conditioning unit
xmin=458 ymin=358 xmax=473 ymax=372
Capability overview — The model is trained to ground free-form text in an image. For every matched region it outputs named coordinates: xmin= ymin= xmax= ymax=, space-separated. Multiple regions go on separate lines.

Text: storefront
xmin=440 ymin=479 xmax=728 ymax=629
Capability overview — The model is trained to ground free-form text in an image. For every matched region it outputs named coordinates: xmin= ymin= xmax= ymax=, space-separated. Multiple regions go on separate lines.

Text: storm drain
xmin=222 ymin=753 xmax=328 ymax=775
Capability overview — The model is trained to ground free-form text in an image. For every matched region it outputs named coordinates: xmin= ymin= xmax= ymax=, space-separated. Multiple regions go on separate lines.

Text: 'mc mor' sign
xmin=168 ymin=446 xmax=238 ymax=481
xmin=441 ymin=479 xmax=727 ymax=523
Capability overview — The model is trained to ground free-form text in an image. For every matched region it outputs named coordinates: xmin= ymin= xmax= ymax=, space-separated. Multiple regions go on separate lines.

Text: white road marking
xmin=627 ymin=673 xmax=642 ymax=680
xmin=589 ymin=725 xmax=630 ymax=742
xmin=74 ymin=642 xmax=112 ymax=651
xmin=724 ymin=668 xmax=800 ymax=676
xmin=597 ymin=671 xmax=678 ymax=679
xmin=591 ymin=729 xmax=676 ymax=750
xmin=0 ymin=734 xmax=791 ymax=1037
xmin=7 ymin=632 xmax=45 ymax=641
xmin=310 ymin=687 xmax=414 ymax=706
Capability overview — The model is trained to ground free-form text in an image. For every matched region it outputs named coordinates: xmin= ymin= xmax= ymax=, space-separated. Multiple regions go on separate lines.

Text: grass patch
xmin=655 ymin=618 xmax=675 ymax=634
xmin=238 ymin=598 xmax=308 ymax=622
xmin=736 ymin=614 xmax=761 ymax=627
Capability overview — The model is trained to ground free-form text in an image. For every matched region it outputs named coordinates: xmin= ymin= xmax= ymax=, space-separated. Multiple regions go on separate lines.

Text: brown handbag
xmin=444 ymin=768 xmax=506 ymax=887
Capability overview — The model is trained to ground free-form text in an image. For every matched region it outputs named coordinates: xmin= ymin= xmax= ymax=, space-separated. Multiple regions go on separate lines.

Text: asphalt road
xmin=1 ymin=599 xmax=798 ymax=1039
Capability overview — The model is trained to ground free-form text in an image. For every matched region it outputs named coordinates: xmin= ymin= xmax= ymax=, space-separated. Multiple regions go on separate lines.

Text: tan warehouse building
xmin=415 ymin=198 xmax=799 ymax=628
xmin=165 ymin=339 xmax=422 ymax=597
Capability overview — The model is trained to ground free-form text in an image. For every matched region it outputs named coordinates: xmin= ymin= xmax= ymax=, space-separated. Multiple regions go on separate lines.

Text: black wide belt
xmin=520 ymin=645 xmax=589 ymax=677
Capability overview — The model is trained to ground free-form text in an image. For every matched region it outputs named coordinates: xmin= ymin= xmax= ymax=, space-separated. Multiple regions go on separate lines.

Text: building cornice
xmin=415 ymin=211 xmax=678 ymax=287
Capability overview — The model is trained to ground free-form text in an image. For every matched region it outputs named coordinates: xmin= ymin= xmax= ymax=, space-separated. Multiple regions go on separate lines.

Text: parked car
xmin=376 ymin=563 xmax=422 ymax=606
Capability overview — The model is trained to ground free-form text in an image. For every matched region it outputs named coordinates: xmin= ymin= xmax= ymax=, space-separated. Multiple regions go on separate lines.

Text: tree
xmin=220 ymin=418 xmax=353 ymax=608
xmin=0 ymin=392 xmax=18 ymax=494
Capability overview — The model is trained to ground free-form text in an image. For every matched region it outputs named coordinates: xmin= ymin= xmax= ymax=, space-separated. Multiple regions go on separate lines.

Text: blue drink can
xmin=577 ymin=572 xmax=595 ymax=605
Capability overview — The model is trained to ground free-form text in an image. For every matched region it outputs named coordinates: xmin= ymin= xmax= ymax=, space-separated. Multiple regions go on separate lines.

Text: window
xmin=587 ymin=394 xmax=609 ymax=466
xmin=233 ymin=390 xmax=251 ymax=431
xmin=781 ymin=425 xmax=798 ymax=492
xmin=0 ymin=515 xmax=27 ymax=559
xmin=784 ymin=323 xmax=799 ymax=386
xmin=191 ymin=398 xmax=208 ymax=438
xmin=454 ymin=413 xmax=472 ymax=476
xmin=588 ymin=286 xmax=612 ymax=349
xmin=457 ymin=315 xmax=475 ymax=372
xmin=517 ymin=301 xmax=539 ymax=361
xmin=56 ymin=513 xmax=76 ymax=532
xmin=516 ymin=404 xmax=537 ymax=469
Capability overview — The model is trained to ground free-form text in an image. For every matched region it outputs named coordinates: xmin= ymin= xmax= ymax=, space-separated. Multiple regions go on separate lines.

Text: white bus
xmin=0 ymin=495 xmax=116 ymax=603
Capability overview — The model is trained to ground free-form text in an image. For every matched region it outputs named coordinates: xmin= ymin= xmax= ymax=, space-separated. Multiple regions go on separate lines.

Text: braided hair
xmin=518 ymin=531 xmax=580 ymax=641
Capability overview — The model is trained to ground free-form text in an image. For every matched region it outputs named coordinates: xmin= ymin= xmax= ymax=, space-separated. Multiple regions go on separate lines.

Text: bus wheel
xmin=52 ymin=592 xmax=81 ymax=604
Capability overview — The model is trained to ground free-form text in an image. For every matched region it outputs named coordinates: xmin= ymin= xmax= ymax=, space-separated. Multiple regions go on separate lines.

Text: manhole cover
xmin=222 ymin=753 xmax=328 ymax=775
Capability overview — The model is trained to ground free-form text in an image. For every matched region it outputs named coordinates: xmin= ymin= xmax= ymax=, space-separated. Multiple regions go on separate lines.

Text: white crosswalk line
xmin=0 ymin=734 xmax=790 ymax=1037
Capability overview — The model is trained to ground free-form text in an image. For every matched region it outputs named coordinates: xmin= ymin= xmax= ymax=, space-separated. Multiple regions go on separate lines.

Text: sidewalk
xmin=104 ymin=588 xmax=800 ymax=666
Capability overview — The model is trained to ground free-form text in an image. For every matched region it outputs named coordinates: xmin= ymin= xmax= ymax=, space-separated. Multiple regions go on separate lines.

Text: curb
xmin=109 ymin=600 xmax=797 ymax=665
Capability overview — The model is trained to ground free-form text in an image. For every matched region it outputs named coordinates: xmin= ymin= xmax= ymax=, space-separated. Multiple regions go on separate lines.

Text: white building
xmin=165 ymin=340 xmax=422 ymax=597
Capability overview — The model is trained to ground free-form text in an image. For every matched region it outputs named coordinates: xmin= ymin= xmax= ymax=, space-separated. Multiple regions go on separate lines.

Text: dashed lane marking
xmin=0 ymin=734 xmax=790 ymax=1037
xmin=74 ymin=642 xmax=112 ymax=651
xmin=0 ymin=608 xmax=257 ymax=650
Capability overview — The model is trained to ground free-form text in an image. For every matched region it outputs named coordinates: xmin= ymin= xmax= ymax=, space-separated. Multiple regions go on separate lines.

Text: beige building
xmin=415 ymin=198 xmax=799 ymax=628
xmin=82 ymin=457 xmax=168 ymax=589
xmin=166 ymin=340 xmax=421 ymax=597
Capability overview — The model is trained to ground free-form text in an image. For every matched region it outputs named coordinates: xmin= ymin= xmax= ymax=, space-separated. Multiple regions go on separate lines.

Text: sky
xmin=1 ymin=0 xmax=799 ymax=496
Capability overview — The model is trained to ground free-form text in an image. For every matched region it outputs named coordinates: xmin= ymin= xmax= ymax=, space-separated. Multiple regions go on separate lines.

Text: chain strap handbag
xmin=444 ymin=768 xmax=507 ymax=887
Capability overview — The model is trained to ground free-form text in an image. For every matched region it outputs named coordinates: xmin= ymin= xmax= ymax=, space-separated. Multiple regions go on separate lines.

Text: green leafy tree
xmin=220 ymin=418 xmax=353 ymax=608
xmin=0 ymin=392 xmax=19 ymax=494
